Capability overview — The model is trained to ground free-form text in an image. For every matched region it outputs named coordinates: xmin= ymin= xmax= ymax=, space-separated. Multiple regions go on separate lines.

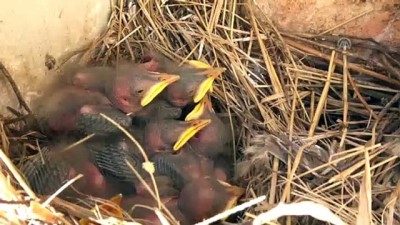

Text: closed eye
xmin=121 ymin=96 xmax=129 ymax=103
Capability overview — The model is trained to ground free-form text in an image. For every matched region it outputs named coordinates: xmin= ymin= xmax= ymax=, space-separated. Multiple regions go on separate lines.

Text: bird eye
xmin=136 ymin=90 xmax=144 ymax=94
xmin=121 ymin=97 xmax=129 ymax=102
xmin=158 ymin=145 xmax=167 ymax=151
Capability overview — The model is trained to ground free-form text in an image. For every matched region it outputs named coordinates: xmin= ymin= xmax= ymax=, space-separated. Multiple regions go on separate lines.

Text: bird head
xmin=107 ymin=64 xmax=180 ymax=114
xmin=140 ymin=51 xmax=225 ymax=107
xmin=164 ymin=66 xmax=225 ymax=107
xmin=144 ymin=119 xmax=211 ymax=153
xmin=177 ymin=177 xmax=245 ymax=223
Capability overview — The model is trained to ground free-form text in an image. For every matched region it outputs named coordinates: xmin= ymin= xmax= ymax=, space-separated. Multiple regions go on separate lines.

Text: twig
xmin=252 ymin=201 xmax=348 ymax=225
xmin=347 ymin=72 xmax=379 ymax=120
xmin=196 ymin=196 xmax=267 ymax=225
xmin=318 ymin=9 xmax=374 ymax=35
xmin=3 ymin=114 xmax=32 ymax=125
xmin=43 ymin=174 xmax=84 ymax=207
xmin=0 ymin=148 xmax=37 ymax=200
xmin=0 ymin=62 xmax=32 ymax=114
xmin=308 ymin=51 xmax=336 ymax=137
xmin=283 ymin=38 xmax=400 ymax=87
xmin=381 ymin=54 xmax=400 ymax=81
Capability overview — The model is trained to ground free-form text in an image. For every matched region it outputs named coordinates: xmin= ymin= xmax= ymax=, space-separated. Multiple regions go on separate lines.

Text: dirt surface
xmin=252 ymin=0 xmax=399 ymax=47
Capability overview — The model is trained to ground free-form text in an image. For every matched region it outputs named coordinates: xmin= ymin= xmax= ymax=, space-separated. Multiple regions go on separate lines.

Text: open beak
xmin=185 ymin=97 xmax=207 ymax=121
xmin=217 ymin=179 xmax=245 ymax=220
xmin=193 ymin=60 xmax=214 ymax=93
xmin=141 ymin=73 xmax=180 ymax=107
xmin=193 ymin=67 xmax=225 ymax=103
xmin=173 ymin=119 xmax=211 ymax=151
xmin=187 ymin=60 xmax=212 ymax=69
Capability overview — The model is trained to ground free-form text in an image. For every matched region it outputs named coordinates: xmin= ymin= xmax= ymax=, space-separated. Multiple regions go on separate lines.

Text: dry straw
xmin=1 ymin=0 xmax=400 ymax=224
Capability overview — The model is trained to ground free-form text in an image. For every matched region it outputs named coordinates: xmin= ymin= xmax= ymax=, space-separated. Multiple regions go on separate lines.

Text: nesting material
xmin=0 ymin=0 xmax=400 ymax=225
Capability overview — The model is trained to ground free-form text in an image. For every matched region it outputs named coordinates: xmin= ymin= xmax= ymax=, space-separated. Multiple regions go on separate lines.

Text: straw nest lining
xmin=1 ymin=0 xmax=400 ymax=224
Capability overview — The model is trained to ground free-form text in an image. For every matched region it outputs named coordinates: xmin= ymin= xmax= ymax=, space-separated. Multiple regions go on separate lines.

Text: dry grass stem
xmin=1 ymin=0 xmax=399 ymax=224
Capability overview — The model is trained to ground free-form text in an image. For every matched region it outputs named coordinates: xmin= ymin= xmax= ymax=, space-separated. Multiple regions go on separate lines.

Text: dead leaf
xmin=30 ymin=201 xmax=60 ymax=223
xmin=356 ymin=149 xmax=374 ymax=225
xmin=98 ymin=194 xmax=124 ymax=218
xmin=79 ymin=194 xmax=124 ymax=225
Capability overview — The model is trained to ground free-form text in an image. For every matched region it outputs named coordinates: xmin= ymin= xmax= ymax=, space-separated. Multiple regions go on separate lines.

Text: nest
xmin=1 ymin=0 xmax=400 ymax=224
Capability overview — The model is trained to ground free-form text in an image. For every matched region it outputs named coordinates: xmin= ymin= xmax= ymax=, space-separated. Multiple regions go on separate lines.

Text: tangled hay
xmin=1 ymin=0 xmax=400 ymax=224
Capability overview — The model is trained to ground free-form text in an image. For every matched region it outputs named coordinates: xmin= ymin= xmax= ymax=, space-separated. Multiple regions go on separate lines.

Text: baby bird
xmin=34 ymin=87 xmax=132 ymax=137
xmin=150 ymin=149 xmax=215 ymax=190
xmin=141 ymin=118 xmax=211 ymax=156
xmin=19 ymin=142 xmax=121 ymax=199
xmin=178 ymin=177 xmax=245 ymax=224
xmin=185 ymin=96 xmax=232 ymax=159
xmin=84 ymin=135 xmax=145 ymax=195
xmin=142 ymin=50 xmax=225 ymax=107
xmin=67 ymin=63 xmax=181 ymax=114
xmin=85 ymin=118 xmax=210 ymax=194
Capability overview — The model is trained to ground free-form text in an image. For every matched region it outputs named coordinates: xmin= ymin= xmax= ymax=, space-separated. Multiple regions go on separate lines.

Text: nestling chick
xmin=178 ymin=177 xmax=245 ymax=224
xmin=34 ymin=86 xmax=131 ymax=137
xmin=19 ymin=142 xmax=121 ymax=199
xmin=151 ymin=148 xmax=229 ymax=189
xmin=64 ymin=63 xmax=180 ymax=113
xmin=141 ymin=118 xmax=211 ymax=156
xmin=142 ymin=51 xmax=225 ymax=107
xmin=185 ymin=96 xmax=232 ymax=159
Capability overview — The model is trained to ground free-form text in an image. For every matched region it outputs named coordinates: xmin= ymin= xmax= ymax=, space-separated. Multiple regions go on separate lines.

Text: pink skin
xmin=164 ymin=84 xmax=191 ymax=107
xmin=143 ymin=121 xmax=184 ymax=154
xmin=67 ymin=162 xmax=114 ymax=198
xmin=178 ymin=178 xmax=217 ymax=223
xmin=141 ymin=57 xmax=199 ymax=108
xmin=213 ymin=168 xmax=228 ymax=182
xmin=48 ymin=112 xmax=77 ymax=133
xmin=83 ymin=163 xmax=107 ymax=193
xmin=154 ymin=149 xmax=215 ymax=183
xmin=108 ymin=72 xmax=164 ymax=114
xmin=48 ymin=103 xmax=111 ymax=134
xmin=188 ymin=111 xmax=228 ymax=158
xmin=68 ymin=167 xmax=79 ymax=181
xmin=44 ymin=87 xmax=112 ymax=134
xmin=111 ymin=83 xmax=138 ymax=114
xmin=141 ymin=59 xmax=191 ymax=107
xmin=79 ymin=105 xmax=98 ymax=114
xmin=143 ymin=126 xmax=175 ymax=157
xmin=72 ymin=73 xmax=91 ymax=89
xmin=144 ymin=131 xmax=166 ymax=156
xmin=189 ymin=127 xmax=220 ymax=157
xmin=68 ymin=66 xmax=115 ymax=92
xmin=142 ymin=59 xmax=162 ymax=72
xmin=142 ymin=59 xmax=190 ymax=108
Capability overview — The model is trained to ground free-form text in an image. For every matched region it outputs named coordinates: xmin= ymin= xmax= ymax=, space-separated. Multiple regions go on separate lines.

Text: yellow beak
xmin=173 ymin=119 xmax=211 ymax=151
xmin=141 ymin=73 xmax=180 ymax=106
xmin=193 ymin=67 xmax=226 ymax=103
xmin=187 ymin=60 xmax=212 ymax=69
xmin=185 ymin=97 xmax=207 ymax=121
